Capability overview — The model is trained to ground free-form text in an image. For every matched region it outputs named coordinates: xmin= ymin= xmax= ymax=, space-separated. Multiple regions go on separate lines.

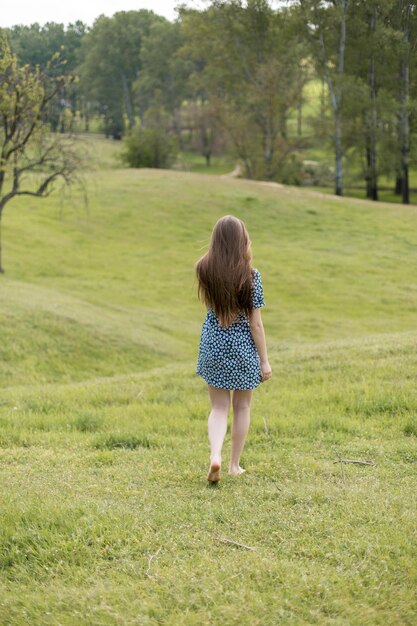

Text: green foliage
xmin=276 ymin=154 xmax=303 ymax=185
xmin=78 ymin=11 xmax=165 ymax=138
xmin=121 ymin=127 xmax=177 ymax=168
xmin=2 ymin=22 xmax=86 ymax=130
xmin=300 ymin=159 xmax=334 ymax=186
xmin=5 ymin=21 xmax=86 ymax=71
xmin=135 ymin=21 xmax=191 ymax=115
xmin=121 ymin=110 xmax=178 ymax=168
xmin=180 ymin=1 xmax=306 ymax=181
xmin=294 ymin=0 xmax=417 ymax=199
xmin=2 ymin=4 xmax=417 ymax=202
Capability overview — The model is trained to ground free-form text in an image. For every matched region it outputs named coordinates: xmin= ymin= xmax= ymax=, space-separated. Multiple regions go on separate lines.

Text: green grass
xmin=314 ymin=184 xmax=417 ymax=206
xmin=175 ymin=150 xmax=234 ymax=175
xmin=1 ymin=136 xmax=417 ymax=625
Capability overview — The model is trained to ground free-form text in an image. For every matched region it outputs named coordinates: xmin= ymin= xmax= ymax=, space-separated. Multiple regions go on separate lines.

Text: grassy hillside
xmin=0 ymin=137 xmax=416 ymax=625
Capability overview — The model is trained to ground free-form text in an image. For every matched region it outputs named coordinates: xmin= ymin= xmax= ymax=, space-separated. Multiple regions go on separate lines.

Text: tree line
xmin=1 ymin=0 xmax=416 ymax=203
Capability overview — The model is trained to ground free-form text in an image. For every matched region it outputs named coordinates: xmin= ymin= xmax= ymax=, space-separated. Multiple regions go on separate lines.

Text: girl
xmin=195 ymin=215 xmax=272 ymax=483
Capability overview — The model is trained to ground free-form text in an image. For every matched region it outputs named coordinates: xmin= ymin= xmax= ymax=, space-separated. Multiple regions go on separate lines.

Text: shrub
xmin=121 ymin=126 xmax=177 ymax=169
xmin=301 ymin=160 xmax=334 ymax=186
xmin=276 ymin=154 xmax=304 ymax=185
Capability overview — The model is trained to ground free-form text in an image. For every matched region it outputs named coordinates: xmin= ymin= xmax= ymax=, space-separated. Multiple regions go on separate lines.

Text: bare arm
xmin=249 ymin=307 xmax=272 ymax=382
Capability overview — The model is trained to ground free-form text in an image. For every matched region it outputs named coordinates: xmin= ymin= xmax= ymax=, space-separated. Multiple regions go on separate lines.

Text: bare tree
xmin=0 ymin=40 xmax=81 ymax=273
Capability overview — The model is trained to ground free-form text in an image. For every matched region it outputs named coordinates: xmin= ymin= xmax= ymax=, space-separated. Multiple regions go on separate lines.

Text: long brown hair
xmin=196 ymin=215 xmax=253 ymax=327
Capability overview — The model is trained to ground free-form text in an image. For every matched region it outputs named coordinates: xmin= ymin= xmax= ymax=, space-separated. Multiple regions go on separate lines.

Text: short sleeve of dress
xmin=252 ymin=268 xmax=265 ymax=309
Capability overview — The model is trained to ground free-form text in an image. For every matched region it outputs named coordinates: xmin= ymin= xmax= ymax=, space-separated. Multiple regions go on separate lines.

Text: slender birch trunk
xmin=367 ymin=6 xmax=378 ymax=201
xmin=397 ymin=1 xmax=412 ymax=205
xmin=320 ymin=0 xmax=350 ymax=197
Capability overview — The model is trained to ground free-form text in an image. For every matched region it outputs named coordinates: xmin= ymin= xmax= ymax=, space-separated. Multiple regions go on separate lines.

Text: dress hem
xmin=196 ymin=371 xmax=261 ymax=391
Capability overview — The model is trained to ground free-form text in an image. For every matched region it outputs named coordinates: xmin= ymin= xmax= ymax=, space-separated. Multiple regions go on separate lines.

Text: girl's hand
xmin=261 ymin=360 xmax=272 ymax=382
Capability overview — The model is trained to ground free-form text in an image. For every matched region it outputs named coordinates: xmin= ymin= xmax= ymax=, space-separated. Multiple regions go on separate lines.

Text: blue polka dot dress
xmin=196 ymin=268 xmax=265 ymax=390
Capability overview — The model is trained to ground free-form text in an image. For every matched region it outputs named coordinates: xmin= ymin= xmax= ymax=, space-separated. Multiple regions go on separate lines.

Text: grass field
xmin=1 ymin=136 xmax=416 ymax=625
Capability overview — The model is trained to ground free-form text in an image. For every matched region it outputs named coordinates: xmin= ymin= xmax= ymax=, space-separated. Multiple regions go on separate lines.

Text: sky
xmin=0 ymin=0 xmax=206 ymax=28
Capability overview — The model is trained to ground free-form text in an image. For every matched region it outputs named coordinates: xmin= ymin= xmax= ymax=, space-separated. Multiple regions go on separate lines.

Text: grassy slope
xmin=0 ymin=137 xmax=416 ymax=625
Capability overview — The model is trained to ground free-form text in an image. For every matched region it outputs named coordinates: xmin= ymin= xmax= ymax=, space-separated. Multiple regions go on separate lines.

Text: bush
xmin=121 ymin=126 xmax=177 ymax=169
xmin=300 ymin=160 xmax=334 ymax=186
xmin=276 ymin=154 xmax=304 ymax=185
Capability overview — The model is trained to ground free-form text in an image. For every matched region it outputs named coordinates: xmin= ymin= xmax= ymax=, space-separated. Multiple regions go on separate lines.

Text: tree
xmin=180 ymin=0 xmax=305 ymax=181
xmin=79 ymin=11 xmax=164 ymax=139
xmin=343 ymin=0 xmax=397 ymax=201
xmin=0 ymin=40 xmax=80 ymax=273
xmin=297 ymin=0 xmax=351 ymax=196
xmin=392 ymin=1 xmax=417 ymax=204
xmin=3 ymin=21 xmax=87 ymax=131
xmin=121 ymin=107 xmax=178 ymax=169
xmin=134 ymin=20 xmax=192 ymax=144
xmin=135 ymin=21 xmax=190 ymax=116
xmin=5 ymin=21 xmax=86 ymax=72
xmin=346 ymin=1 xmax=417 ymax=204
xmin=187 ymin=99 xmax=220 ymax=166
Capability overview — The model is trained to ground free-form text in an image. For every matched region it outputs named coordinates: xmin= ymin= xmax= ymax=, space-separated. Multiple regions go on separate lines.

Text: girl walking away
xmin=195 ymin=215 xmax=272 ymax=483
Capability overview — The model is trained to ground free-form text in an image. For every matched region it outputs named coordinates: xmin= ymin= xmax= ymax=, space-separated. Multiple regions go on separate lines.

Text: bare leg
xmin=207 ymin=385 xmax=230 ymax=482
xmin=229 ymin=389 xmax=253 ymax=475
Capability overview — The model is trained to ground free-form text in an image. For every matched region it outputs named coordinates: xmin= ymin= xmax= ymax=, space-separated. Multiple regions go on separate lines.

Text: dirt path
xmin=221 ymin=163 xmax=284 ymax=190
xmin=218 ymin=163 xmax=402 ymax=205
xmin=220 ymin=164 xmax=242 ymax=178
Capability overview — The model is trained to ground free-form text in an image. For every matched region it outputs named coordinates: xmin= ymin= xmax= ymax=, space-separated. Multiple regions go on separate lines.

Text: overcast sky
xmin=0 ymin=1 xmax=206 ymax=28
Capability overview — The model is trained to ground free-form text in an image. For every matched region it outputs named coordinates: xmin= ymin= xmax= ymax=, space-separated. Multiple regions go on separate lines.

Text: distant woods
xmin=2 ymin=0 xmax=417 ymax=202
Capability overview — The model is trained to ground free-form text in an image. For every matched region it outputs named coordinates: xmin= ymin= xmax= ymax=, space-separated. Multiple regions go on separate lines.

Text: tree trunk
xmin=122 ymin=74 xmax=135 ymax=129
xmin=297 ymin=98 xmax=302 ymax=137
xmin=368 ymin=151 xmax=378 ymax=201
xmin=0 ymin=209 xmax=4 ymax=274
xmin=398 ymin=4 xmax=411 ymax=204
xmin=264 ymin=121 xmax=274 ymax=180
xmin=365 ymin=136 xmax=371 ymax=199
xmin=319 ymin=0 xmax=350 ymax=197
xmin=367 ymin=6 xmax=378 ymax=201
xmin=394 ymin=174 xmax=402 ymax=195
xmin=280 ymin=114 xmax=287 ymax=141
xmin=0 ymin=173 xmax=3 ymax=273
xmin=242 ymin=155 xmax=254 ymax=179
xmin=335 ymin=0 xmax=348 ymax=197
xmin=173 ymin=111 xmax=183 ymax=149
xmin=400 ymin=58 xmax=410 ymax=204
xmin=84 ymin=100 xmax=90 ymax=132
xmin=320 ymin=79 xmax=326 ymax=121
xmin=402 ymin=159 xmax=409 ymax=204
xmin=335 ymin=108 xmax=343 ymax=196
xmin=366 ymin=139 xmax=378 ymax=200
